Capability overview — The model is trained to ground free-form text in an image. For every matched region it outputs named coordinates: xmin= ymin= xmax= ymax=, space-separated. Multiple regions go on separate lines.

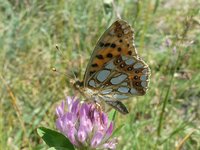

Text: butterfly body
xmin=73 ymin=20 xmax=150 ymax=114
xmin=74 ymin=81 xmax=100 ymax=101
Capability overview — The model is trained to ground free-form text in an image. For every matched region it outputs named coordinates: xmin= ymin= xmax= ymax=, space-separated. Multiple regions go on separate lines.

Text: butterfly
xmin=73 ymin=19 xmax=150 ymax=114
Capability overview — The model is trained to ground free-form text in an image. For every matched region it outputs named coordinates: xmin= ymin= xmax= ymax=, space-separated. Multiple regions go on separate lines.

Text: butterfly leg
xmin=94 ymin=101 xmax=103 ymax=112
xmin=105 ymin=100 xmax=129 ymax=115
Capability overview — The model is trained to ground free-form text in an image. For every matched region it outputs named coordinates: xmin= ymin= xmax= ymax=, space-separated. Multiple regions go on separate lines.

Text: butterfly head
xmin=73 ymin=80 xmax=84 ymax=91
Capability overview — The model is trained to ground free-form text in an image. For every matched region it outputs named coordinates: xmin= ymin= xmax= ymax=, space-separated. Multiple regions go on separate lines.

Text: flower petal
xmin=55 ymin=101 xmax=65 ymax=117
xmin=80 ymin=116 xmax=93 ymax=133
xmin=105 ymin=122 xmax=114 ymax=138
xmin=101 ymin=113 xmax=108 ymax=126
xmin=63 ymin=112 xmax=77 ymax=123
xmin=80 ymin=103 xmax=89 ymax=116
xmin=66 ymin=96 xmax=73 ymax=111
xmin=77 ymin=125 xmax=87 ymax=142
xmin=67 ymin=127 xmax=78 ymax=146
xmin=56 ymin=118 xmax=64 ymax=132
xmin=91 ymin=132 xmax=103 ymax=148
xmin=71 ymin=99 xmax=79 ymax=114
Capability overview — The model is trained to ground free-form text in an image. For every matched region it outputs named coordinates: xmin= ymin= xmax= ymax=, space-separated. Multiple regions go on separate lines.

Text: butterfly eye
xmin=74 ymin=81 xmax=83 ymax=89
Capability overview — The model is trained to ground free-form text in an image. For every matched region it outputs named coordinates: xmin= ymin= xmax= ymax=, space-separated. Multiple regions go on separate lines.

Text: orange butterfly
xmin=73 ymin=19 xmax=150 ymax=114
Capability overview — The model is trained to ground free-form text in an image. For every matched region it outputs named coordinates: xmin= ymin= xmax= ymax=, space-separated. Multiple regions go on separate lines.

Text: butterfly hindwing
xmin=104 ymin=100 xmax=129 ymax=114
xmin=89 ymin=55 xmax=150 ymax=97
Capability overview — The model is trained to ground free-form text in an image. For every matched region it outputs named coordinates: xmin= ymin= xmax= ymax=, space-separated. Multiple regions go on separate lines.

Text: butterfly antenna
xmin=71 ymin=71 xmax=78 ymax=81
xmin=52 ymin=67 xmax=72 ymax=79
xmin=55 ymin=44 xmax=65 ymax=60
xmin=54 ymin=44 xmax=77 ymax=83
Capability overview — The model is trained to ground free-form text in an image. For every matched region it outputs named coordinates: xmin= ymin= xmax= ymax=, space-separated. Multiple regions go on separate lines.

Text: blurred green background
xmin=0 ymin=0 xmax=200 ymax=149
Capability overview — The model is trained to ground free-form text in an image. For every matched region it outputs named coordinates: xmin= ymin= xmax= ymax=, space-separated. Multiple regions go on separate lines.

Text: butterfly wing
xmin=98 ymin=55 xmax=150 ymax=97
xmin=83 ymin=20 xmax=138 ymax=86
xmin=81 ymin=19 xmax=150 ymax=114
xmin=92 ymin=54 xmax=150 ymax=114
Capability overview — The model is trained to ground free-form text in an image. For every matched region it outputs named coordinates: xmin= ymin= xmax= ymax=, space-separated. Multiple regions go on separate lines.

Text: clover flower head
xmin=55 ymin=96 xmax=117 ymax=149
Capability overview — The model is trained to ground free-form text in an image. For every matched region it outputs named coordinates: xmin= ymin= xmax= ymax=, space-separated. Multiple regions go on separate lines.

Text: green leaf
xmin=37 ymin=127 xmax=75 ymax=150
xmin=108 ymin=109 xmax=117 ymax=121
xmin=111 ymin=110 xmax=117 ymax=121
xmin=112 ymin=124 xmax=125 ymax=137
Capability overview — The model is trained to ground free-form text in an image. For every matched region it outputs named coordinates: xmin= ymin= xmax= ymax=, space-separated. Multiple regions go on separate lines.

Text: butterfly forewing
xmin=83 ymin=20 xmax=138 ymax=86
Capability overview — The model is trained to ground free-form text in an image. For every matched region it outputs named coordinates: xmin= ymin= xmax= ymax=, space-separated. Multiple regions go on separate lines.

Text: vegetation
xmin=1 ymin=0 xmax=200 ymax=149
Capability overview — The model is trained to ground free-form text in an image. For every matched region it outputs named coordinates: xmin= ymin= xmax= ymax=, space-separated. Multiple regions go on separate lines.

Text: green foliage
xmin=37 ymin=127 xmax=74 ymax=150
xmin=1 ymin=0 xmax=200 ymax=149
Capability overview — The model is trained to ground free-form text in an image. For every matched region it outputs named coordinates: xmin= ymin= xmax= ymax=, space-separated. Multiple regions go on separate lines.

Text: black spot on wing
xmin=107 ymin=53 xmax=113 ymax=58
xmin=96 ymin=54 xmax=104 ymax=59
